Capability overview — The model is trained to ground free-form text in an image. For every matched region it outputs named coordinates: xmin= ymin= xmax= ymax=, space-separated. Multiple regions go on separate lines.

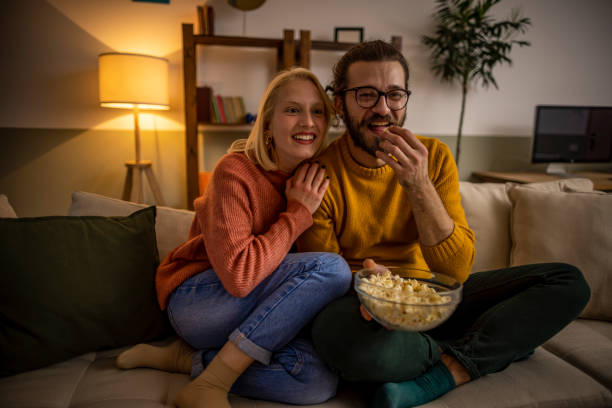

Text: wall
xmin=1 ymin=0 xmax=611 ymax=216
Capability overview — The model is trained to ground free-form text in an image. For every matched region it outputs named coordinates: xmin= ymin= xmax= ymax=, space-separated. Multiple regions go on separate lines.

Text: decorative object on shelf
xmin=227 ymin=0 xmax=266 ymax=36
xmin=227 ymin=0 xmax=266 ymax=11
xmin=334 ymin=27 xmax=364 ymax=43
xmin=422 ymin=0 xmax=531 ymax=168
xmin=98 ymin=52 xmax=169 ymax=205
xmin=197 ymin=4 xmax=214 ymax=35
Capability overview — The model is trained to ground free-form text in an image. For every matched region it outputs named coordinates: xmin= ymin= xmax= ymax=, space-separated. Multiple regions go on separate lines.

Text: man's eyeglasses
xmin=341 ymin=86 xmax=411 ymax=111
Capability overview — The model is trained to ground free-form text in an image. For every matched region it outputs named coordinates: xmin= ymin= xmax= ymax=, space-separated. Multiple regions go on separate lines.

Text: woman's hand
xmin=285 ymin=162 xmax=329 ymax=214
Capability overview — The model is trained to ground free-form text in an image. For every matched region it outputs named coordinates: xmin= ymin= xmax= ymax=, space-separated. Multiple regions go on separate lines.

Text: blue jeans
xmin=167 ymin=252 xmax=352 ymax=404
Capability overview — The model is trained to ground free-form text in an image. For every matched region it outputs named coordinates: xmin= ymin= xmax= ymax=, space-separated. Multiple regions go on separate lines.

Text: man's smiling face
xmin=337 ymin=60 xmax=407 ymax=159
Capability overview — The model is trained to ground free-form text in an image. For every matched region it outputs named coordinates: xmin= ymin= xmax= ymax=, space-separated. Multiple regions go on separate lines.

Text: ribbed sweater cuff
xmin=286 ymin=200 xmax=313 ymax=234
xmin=421 ymin=223 xmax=465 ymax=263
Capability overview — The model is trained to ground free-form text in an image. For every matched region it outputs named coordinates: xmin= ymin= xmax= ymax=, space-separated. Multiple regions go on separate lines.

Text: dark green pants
xmin=311 ymin=263 xmax=590 ymax=382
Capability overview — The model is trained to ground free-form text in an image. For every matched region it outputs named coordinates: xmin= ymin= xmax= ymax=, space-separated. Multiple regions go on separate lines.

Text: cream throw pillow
xmin=68 ymin=191 xmax=195 ymax=261
xmin=508 ymin=186 xmax=612 ymax=320
xmin=0 ymin=194 xmax=18 ymax=218
xmin=458 ymin=178 xmax=594 ymax=274
xmin=459 ymin=182 xmax=511 ymax=273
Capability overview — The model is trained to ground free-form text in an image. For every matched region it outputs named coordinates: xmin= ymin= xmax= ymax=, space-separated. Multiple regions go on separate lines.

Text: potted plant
xmin=422 ymin=0 xmax=531 ymax=167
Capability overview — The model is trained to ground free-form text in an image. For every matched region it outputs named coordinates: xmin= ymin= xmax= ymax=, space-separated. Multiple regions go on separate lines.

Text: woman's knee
xmin=287 ymin=362 xmax=338 ymax=404
xmin=312 ymin=252 xmax=352 ymax=296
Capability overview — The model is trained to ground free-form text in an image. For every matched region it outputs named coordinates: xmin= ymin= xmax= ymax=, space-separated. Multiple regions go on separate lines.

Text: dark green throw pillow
xmin=0 ymin=206 xmax=170 ymax=377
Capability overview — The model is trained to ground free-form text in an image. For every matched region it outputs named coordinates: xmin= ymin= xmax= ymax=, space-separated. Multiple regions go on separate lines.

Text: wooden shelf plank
xmin=193 ymin=34 xmax=357 ymax=52
xmin=194 ymin=34 xmax=282 ymax=48
xmin=311 ymin=40 xmax=357 ymax=51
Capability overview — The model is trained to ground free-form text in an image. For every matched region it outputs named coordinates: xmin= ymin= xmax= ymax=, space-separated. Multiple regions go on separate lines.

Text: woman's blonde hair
xmin=228 ymin=67 xmax=335 ymax=171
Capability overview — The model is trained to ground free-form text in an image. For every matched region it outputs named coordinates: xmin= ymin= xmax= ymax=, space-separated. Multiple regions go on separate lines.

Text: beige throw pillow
xmin=459 ymin=182 xmax=512 ymax=273
xmin=508 ymin=186 xmax=612 ymax=320
xmin=0 ymin=194 xmax=18 ymax=218
xmin=459 ymin=178 xmax=594 ymax=274
xmin=68 ymin=191 xmax=195 ymax=261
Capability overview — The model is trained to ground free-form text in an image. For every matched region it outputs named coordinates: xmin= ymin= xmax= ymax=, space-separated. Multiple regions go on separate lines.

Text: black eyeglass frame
xmin=341 ymin=86 xmax=411 ymax=111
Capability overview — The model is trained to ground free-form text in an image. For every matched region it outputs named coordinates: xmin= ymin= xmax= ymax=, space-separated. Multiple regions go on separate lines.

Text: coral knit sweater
xmin=155 ymin=152 xmax=313 ymax=310
xmin=297 ymin=132 xmax=474 ymax=283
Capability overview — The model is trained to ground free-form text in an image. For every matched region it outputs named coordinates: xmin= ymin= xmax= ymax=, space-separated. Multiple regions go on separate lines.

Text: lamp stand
xmin=121 ymin=107 xmax=166 ymax=205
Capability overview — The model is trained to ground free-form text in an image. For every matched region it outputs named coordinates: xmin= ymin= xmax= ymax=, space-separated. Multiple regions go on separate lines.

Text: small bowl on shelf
xmin=354 ymin=267 xmax=462 ymax=332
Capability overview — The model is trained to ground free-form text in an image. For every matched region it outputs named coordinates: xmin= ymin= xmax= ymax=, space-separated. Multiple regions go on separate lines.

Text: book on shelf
xmin=211 ymin=95 xmax=221 ymax=123
xmin=222 ymin=96 xmax=235 ymax=124
xmin=215 ymin=94 xmax=227 ymax=123
xmin=231 ymin=96 xmax=246 ymax=124
xmin=196 ymin=86 xmax=212 ymax=123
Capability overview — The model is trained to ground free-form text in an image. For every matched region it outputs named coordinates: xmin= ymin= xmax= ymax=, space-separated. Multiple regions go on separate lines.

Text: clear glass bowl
xmin=354 ymin=267 xmax=462 ymax=332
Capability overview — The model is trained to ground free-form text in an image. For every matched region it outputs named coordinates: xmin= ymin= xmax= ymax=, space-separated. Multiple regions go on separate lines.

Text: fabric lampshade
xmin=98 ymin=53 xmax=169 ymax=110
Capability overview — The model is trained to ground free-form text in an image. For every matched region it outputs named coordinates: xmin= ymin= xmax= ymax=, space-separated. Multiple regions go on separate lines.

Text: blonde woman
xmin=116 ymin=68 xmax=352 ymax=408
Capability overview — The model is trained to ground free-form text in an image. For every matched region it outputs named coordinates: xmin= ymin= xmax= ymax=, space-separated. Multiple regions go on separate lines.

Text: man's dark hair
xmin=330 ymin=40 xmax=410 ymax=94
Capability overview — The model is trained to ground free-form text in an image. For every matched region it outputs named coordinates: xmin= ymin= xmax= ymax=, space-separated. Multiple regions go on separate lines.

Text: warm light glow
xmin=98 ymin=53 xmax=169 ymax=110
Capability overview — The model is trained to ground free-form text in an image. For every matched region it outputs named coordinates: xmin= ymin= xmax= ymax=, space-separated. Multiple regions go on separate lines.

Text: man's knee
xmin=555 ymin=262 xmax=591 ymax=315
xmin=311 ymin=295 xmax=436 ymax=382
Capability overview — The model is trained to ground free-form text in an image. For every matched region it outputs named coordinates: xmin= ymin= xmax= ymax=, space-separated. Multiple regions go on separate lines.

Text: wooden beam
xmin=182 ymin=23 xmax=199 ymax=210
xmin=391 ymin=36 xmax=402 ymax=51
xmin=279 ymin=29 xmax=295 ymax=70
xmin=298 ymin=30 xmax=311 ymax=69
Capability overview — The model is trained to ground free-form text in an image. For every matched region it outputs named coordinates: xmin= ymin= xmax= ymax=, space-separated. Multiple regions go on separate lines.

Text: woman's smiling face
xmin=268 ymin=79 xmax=328 ymax=173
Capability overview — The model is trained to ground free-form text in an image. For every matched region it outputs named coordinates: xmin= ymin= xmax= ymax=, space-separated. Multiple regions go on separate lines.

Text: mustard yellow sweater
xmin=297 ymin=132 xmax=474 ymax=283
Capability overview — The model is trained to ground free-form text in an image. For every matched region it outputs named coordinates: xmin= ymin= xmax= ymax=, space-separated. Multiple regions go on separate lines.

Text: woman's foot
xmin=175 ymin=357 xmax=239 ymax=408
xmin=116 ymin=338 xmax=194 ymax=374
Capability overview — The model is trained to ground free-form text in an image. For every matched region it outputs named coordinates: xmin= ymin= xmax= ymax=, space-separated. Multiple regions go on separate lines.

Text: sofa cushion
xmin=2 ymin=346 xmax=609 ymax=408
xmin=0 ymin=207 xmax=169 ymax=377
xmin=508 ymin=186 xmax=612 ymax=320
xmin=0 ymin=342 xmax=365 ymax=408
xmin=421 ymin=347 xmax=612 ymax=408
xmin=0 ymin=194 xmax=17 ymax=218
xmin=544 ymin=318 xmax=612 ymax=390
xmin=459 ymin=182 xmax=511 ymax=273
xmin=68 ymin=191 xmax=194 ymax=261
xmin=458 ymin=178 xmax=594 ymax=274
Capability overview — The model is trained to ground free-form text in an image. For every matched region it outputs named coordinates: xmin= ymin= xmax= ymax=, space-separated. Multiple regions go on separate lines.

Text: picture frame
xmin=334 ymin=27 xmax=364 ymax=43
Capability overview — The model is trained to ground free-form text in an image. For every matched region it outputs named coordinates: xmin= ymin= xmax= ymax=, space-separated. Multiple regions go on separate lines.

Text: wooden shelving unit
xmin=182 ymin=23 xmax=402 ymax=208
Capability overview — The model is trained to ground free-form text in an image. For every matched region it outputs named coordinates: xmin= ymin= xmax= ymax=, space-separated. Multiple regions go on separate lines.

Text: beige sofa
xmin=1 ymin=178 xmax=611 ymax=408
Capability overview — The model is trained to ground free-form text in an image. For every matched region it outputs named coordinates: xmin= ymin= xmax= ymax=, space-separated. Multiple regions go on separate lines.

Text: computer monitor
xmin=531 ymin=105 xmax=612 ymax=174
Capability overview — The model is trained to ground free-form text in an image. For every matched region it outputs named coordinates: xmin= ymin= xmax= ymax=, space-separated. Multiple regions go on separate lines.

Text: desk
xmin=472 ymin=171 xmax=612 ymax=192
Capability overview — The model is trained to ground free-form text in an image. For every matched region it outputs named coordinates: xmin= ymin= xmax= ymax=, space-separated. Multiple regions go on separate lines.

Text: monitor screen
xmin=532 ymin=105 xmax=612 ymax=164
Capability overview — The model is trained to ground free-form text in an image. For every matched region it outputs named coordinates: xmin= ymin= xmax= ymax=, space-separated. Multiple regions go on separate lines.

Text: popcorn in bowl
xmin=354 ymin=267 xmax=462 ymax=331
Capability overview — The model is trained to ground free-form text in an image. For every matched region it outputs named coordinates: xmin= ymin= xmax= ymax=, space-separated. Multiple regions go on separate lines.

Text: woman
xmin=116 ymin=68 xmax=352 ymax=408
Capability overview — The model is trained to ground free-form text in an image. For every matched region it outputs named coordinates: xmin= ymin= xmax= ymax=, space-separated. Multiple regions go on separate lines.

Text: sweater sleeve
xmin=297 ymin=191 xmax=341 ymax=255
xmin=199 ymin=157 xmax=313 ymax=298
xmin=420 ymin=141 xmax=475 ymax=283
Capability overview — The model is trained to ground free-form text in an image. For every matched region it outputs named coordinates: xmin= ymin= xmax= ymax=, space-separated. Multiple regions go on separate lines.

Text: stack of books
xmin=197 ymin=86 xmax=247 ymax=124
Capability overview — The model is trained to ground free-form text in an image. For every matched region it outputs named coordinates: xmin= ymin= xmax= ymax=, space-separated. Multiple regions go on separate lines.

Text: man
xmin=297 ymin=40 xmax=590 ymax=408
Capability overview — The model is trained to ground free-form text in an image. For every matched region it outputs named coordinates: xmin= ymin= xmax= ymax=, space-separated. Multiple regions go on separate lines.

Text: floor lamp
xmin=98 ymin=52 xmax=169 ymax=205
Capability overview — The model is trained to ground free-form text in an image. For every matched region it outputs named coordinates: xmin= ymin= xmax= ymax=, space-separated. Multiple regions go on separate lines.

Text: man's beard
xmin=343 ymin=104 xmax=406 ymax=157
